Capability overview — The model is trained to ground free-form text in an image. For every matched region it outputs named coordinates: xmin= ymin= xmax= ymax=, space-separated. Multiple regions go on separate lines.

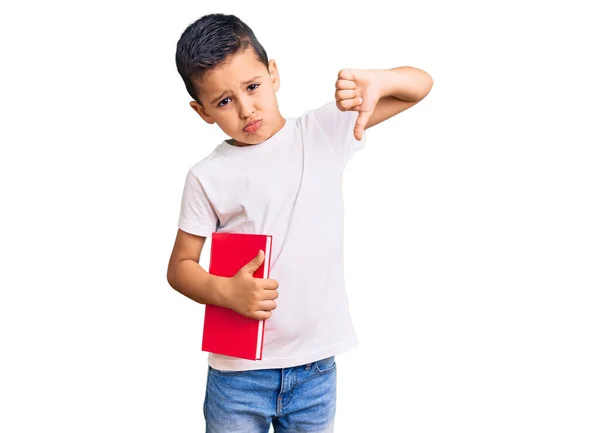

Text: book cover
xmin=201 ymin=232 xmax=273 ymax=360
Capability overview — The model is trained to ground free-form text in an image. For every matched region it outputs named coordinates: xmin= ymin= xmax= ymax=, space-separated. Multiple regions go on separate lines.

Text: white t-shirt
xmin=178 ymin=99 xmax=366 ymax=371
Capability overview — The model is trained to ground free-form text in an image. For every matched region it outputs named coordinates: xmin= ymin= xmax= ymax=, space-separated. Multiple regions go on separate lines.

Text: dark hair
xmin=175 ymin=13 xmax=269 ymax=104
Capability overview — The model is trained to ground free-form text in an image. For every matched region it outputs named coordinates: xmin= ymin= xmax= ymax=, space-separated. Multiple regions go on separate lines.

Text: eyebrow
xmin=210 ymin=75 xmax=263 ymax=105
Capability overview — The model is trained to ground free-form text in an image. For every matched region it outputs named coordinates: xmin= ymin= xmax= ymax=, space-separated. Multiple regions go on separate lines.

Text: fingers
xmin=257 ymin=280 xmax=278 ymax=318
xmin=335 ymin=79 xmax=357 ymax=90
xmin=256 ymin=310 xmax=273 ymax=320
xmin=258 ymin=299 xmax=277 ymax=311
xmin=336 ymin=68 xmax=360 ymax=112
xmin=252 ymin=298 xmax=277 ymax=320
xmin=335 ymin=87 xmax=361 ymax=109
xmin=263 ymin=286 xmax=279 ymax=300
xmin=261 ymin=278 xmax=280 ymax=290
xmin=335 ymin=80 xmax=361 ymax=112
xmin=336 ymin=96 xmax=363 ymax=111
xmin=335 ymin=89 xmax=357 ymax=101
xmin=337 ymin=68 xmax=355 ymax=82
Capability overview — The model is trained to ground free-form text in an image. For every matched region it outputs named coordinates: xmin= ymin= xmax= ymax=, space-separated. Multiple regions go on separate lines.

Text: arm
xmin=166 ymin=229 xmax=230 ymax=307
xmin=335 ymin=66 xmax=434 ymax=140
xmin=166 ymin=229 xmax=279 ymax=320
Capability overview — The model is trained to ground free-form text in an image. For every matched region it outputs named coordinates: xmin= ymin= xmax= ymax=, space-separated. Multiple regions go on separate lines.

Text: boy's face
xmin=190 ymin=48 xmax=285 ymax=147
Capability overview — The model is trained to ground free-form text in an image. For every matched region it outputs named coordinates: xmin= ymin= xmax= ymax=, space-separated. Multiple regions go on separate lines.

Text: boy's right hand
xmin=224 ymin=250 xmax=279 ymax=320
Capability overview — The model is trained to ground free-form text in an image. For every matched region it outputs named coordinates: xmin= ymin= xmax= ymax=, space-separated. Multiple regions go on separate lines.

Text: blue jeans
xmin=204 ymin=356 xmax=337 ymax=433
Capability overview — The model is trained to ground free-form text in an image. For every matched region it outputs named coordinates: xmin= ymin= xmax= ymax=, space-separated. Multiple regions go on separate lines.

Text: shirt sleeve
xmin=177 ymin=169 xmax=219 ymax=237
xmin=311 ymin=100 xmax=367 ymax=167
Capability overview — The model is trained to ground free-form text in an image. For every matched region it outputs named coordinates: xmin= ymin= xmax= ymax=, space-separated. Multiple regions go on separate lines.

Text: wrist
xmin=370 ymin=66 xmax=433 ymax=102
xmin=211 ymin=275 xmax=233 ymax=308
xmin=369 ymin=68 xmax=396 ymax=99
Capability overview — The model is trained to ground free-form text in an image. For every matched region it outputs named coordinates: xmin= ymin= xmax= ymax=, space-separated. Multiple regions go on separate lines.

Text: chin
xmin=232 ymin=135 xmax=261 ymax=147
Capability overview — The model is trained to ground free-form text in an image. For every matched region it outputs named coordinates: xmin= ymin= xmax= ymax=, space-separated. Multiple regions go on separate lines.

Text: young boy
xmin=167 ymin=13 xmax=433 ymax=433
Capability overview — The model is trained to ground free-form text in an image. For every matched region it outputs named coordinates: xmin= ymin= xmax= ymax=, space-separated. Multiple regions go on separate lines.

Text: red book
xmin=201 ymin=232 xmax=273 ymax=360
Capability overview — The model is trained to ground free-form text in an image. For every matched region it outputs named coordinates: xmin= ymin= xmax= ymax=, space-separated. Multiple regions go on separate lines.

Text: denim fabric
xmin=204 ymin=356 xmax=337 ymax=433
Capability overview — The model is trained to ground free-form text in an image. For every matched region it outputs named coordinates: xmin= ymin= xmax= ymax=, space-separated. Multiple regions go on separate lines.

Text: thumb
xmin=244 ymin=249 xmax=265 ymax=273
xmin=354 ymin=110 xmax=370 ymax=141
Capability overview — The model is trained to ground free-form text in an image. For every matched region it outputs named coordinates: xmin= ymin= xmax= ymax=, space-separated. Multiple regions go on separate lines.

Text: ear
xmin=268 ymin=59 xmax=281 ymax=92
xmin=190 ymin=101 xmax=215 ymax=124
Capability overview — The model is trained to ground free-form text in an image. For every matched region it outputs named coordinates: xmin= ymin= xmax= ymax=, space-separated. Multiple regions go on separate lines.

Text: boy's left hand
xmin=335 ymin=68 xmax=382 ymax=141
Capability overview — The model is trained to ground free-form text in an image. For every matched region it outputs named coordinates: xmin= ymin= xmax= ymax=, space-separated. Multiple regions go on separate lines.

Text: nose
xmin=238 ymin=94 xmax=254 ymax=119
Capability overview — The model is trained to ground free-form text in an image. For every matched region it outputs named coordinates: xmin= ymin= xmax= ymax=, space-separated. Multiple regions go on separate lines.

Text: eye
xmin=217 ymin=84 xmax=259 ymax=108
xmin=218 ymin=97 xmax=231 ymax=107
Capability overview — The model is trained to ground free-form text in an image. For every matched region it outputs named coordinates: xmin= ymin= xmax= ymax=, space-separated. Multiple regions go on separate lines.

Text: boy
xmin=167 ymin=13 xmax=432 ymax=433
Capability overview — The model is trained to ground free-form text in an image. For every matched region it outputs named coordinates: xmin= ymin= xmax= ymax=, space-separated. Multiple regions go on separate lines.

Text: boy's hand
xmin=335 ymin=68 xmax=382 ymax=141
xmin=224 ymin=250 xmax=279 ymax=320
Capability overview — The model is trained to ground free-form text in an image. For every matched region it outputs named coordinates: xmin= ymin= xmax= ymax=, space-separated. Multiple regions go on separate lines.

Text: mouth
xmin=243 ymin=120 xmax=262 ymax=133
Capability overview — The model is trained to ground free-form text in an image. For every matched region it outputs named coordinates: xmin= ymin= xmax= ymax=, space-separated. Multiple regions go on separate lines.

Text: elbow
xmin=422 ymin=71 xmax=434 ymax=98
xmin=166 ymin=263 xmax=178 ymax=289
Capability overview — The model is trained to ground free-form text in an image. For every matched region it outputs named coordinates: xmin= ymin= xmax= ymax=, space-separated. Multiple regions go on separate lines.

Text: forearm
xmin=371 ymin=66 xmax=433 ymax=102
xmin=167 ymin=259 xmax=231 ymax=307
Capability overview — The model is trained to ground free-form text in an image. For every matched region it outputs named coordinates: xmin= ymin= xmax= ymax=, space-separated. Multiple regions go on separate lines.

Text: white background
xmin=1 ymin=0 xmax=599 ymax=431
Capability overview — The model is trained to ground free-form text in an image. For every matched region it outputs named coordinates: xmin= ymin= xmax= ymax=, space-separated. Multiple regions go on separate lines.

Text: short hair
xmin=175 ymin=13 xmax=269 ymax=104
